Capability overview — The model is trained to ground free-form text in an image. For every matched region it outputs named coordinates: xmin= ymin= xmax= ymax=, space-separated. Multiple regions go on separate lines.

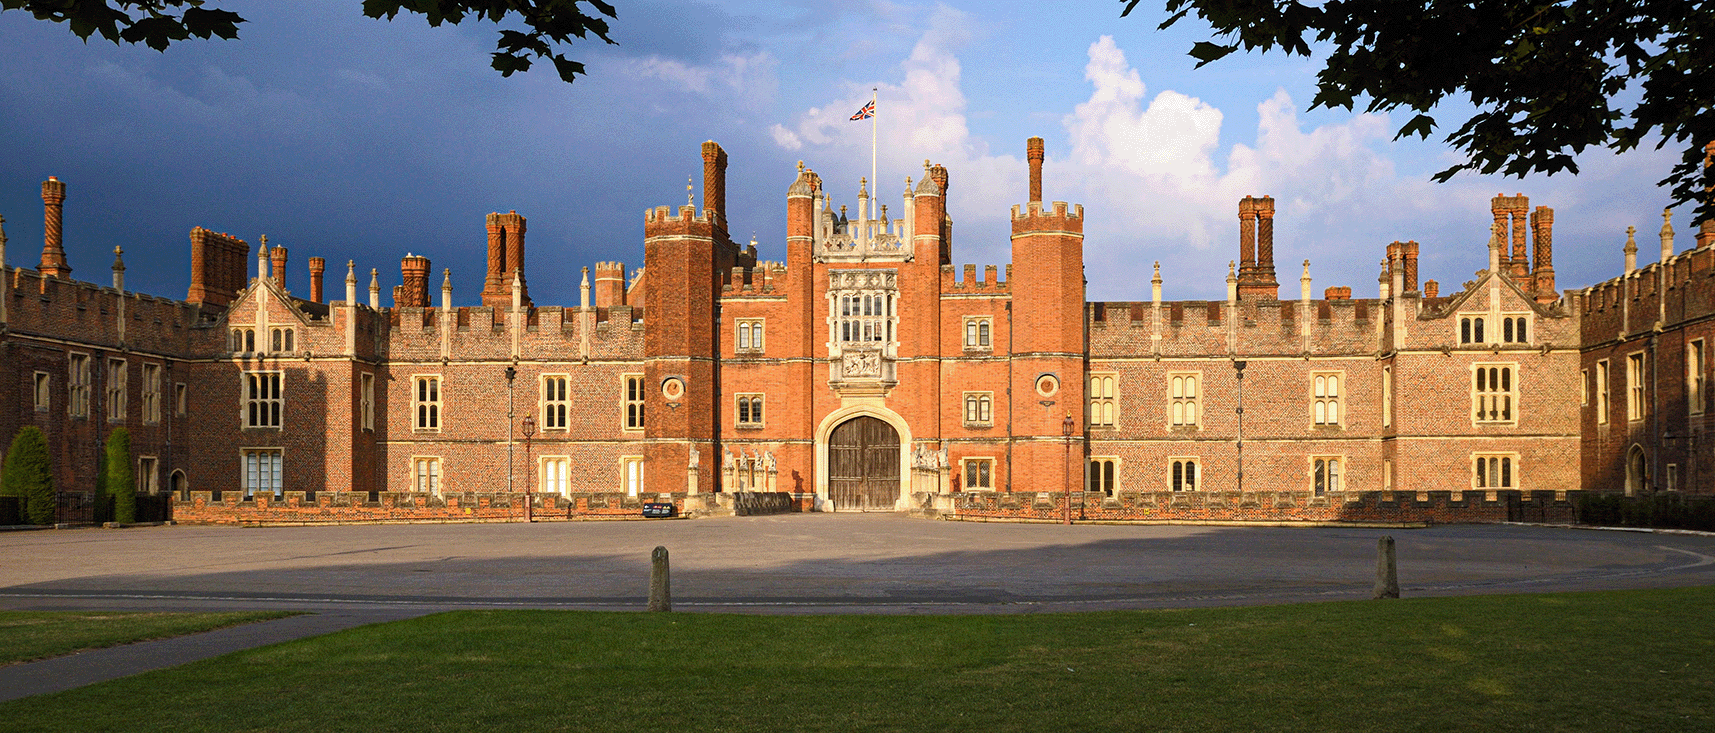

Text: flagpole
xmin=870 ymin=88 xmax=878 ymax=200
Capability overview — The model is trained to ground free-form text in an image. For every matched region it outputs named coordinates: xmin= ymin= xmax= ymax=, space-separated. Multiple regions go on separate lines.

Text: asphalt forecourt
xmin=3 ymin=514 xmax=1713 ymax=613
xmin=0 ymin=588 xmax=1711 ymax=732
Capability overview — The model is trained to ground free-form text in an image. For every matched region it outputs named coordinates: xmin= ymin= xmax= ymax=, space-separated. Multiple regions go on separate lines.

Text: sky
xmin=0 ymin=1 xmax=1693 ymax=306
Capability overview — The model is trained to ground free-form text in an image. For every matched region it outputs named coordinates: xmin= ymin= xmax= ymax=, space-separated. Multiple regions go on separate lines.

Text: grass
xmin=2 ymin=588 xmax=1711 ymax=732
xmin=0 ymin=611 xmax=297 ymax=666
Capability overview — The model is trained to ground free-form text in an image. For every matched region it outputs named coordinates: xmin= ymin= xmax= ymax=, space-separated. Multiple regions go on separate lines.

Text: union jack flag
xmin=850 ymin=100 xmax=875 ymax=120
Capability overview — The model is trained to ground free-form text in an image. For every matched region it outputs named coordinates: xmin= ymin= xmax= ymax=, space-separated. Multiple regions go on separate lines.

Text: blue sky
xmin=0 ymin=1 xmax=1689 ymax=305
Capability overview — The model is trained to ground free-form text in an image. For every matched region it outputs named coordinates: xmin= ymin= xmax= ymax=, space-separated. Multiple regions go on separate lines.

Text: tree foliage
xmin=1123 ymin=0 xmax=1715 ymax=222
xmin=2 ymin=0 xmax=618 ymax=83
xmin=106 ymin=427 xmax=135 ymax=524
xmin=2 ymin=427 xmax=56 ymax=525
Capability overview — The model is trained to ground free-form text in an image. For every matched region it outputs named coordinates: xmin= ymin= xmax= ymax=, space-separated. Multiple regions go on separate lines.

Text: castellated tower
xmin=1009 ymin=136 xmax=1086 ymax=495
xmin=480 ymin=211 xmax=529 ymax=308
xmin=642 ymin=141 xmax=738 ymax=495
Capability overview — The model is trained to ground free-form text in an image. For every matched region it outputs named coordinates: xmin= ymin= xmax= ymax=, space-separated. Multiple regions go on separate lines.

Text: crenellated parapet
xmin=941 ymin=263 xmax=1010 ymax=294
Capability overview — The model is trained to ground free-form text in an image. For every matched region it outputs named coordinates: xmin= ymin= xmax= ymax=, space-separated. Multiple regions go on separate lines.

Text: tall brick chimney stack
xmin=481 ymin=211 xmax=530 ymax=308
xmin=308 ymin=256 xmax=325 ymax=303
xmin=1027 ymin=136 xmax=1044 ymax=202
xmin=1510 ymin=195 xmax=1530 ymax=284
xmin=1236 ymin=195 xmax=1278 ymax=299
xmin=399 ymin=253 xmax=431 ymax=308
xmin=1530 ymin=206 xmax=1556 ymax=301
xmin=702 ymin=140 xmax=728 ymax=235
xmin=39 ymin=177 xmax=71 ymax=278
xmin=1237 ymin=197 xmax=1257 ymax=285
xmin=1402 ymin=240 xmax=1419 ymax=295
xmin=930 ymin=163 xmax=952 ymax=265
xmin=186 ymin=227 xmax=248 ymax=308
xmin=270 ymin=244 xmax=288 ymax=289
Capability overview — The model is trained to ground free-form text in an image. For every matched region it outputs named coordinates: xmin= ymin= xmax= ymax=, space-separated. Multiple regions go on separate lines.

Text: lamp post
xmin=505 ymin=366 xmax=516 ymax=511
xmin=522 ymin=414 xmax=537 ymax=522
xmin=1234 ymin=360 xmax=1247 ymax=494
xmin=1062 ymin=413 xmax=1075 ymax=525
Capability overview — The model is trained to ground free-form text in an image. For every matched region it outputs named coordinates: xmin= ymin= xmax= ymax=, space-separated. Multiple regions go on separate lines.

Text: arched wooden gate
xmin=828 ymin=416 xmax=901 ymax=511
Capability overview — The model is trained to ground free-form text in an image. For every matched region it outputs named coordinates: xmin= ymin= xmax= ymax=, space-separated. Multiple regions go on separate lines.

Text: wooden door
xmin=828 ymin=416 xmax=901 ymax=511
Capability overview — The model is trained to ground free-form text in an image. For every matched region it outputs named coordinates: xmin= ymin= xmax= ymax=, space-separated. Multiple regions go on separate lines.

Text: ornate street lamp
xmin=1234 ymin=360 xmax=1247 ymax=493
xmin=522 ymin=414 xmax=537 ymax=522
xmin=1063 ymin=413 xmax=1076 ymax=525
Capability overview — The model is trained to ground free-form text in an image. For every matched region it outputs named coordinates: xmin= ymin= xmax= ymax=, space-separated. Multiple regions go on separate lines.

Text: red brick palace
xmin=2 ymin=139 xmax=1712 ymax=524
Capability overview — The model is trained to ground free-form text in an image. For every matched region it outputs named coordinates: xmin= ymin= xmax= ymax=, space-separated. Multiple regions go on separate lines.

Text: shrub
xmin=107 ymin=428 xmax=135 ymax=524
xmin=2 ymin=427 xmax=55 ymax=525
xmin=1577 ymin=492 xmax=1715 ymax=532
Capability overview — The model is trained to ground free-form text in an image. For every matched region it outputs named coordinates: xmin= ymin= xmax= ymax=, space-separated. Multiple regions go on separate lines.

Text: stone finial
xmin=1151 ymin=261 xmax=1162 ymax=304
xmin=1660 ymin=207 xmax=1675 ymax=262
xmin=368 ymin=267 xmax=380 ymax=310
xmin=441 ymin=268 xmax=452 ymax=310
xmin=258 ymin=234 xmax=270 ymax=280
xmin=111 ymin=245 xmax=125 ymax=291
xmin=687 ymin=177 xmax=694 ymax=207
xmin=1624 ymin=225 xmax=1638 ymax=274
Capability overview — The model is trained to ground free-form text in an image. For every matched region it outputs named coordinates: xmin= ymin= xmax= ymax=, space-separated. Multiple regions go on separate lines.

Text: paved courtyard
xmin=4 ymin=515 xmax=1714 ymax=614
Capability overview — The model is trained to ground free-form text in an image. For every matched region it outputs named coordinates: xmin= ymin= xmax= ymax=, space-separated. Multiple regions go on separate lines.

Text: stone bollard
xmin=1374 ymin=535 xmax=1400 ymax=599
xmin=648 ymin=545 xmax=672 ymax=612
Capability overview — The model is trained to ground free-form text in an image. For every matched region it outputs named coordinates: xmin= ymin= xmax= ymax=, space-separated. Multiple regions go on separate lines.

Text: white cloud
xmin=618 ymin=51 xmax=780 ymax=109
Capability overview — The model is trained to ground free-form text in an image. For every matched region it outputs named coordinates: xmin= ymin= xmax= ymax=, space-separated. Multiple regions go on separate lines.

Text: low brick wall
xmin=731 ymin=492 xmax=796 ymax=516
xmin=916 ymin=489 xmax=1577 ymax=525
xmin=173 ymin=491 xmax=688 ymax=525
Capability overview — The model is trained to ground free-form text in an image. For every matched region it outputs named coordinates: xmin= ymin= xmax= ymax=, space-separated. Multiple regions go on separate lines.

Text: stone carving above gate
xmin=826 ymin=269 xmax=898 ymax=395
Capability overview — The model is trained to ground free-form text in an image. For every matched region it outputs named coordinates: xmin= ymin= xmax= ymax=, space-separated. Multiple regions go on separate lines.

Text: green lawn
xmin=0 ymin=611 xmax=296 ymax=666
xmin=2 ymin=588 xmax=1711 ymax=732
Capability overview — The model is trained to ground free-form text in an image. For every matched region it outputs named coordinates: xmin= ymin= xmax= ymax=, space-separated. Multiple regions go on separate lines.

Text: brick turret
xmin=39 ymin=177 xmax=71 ymax=279
xmin=1010 ymin=138 xmax=1085 ymax=496
xmin=593 ymin=261 xmax=626 ymax=307
xmin=186 ymin=227 xmax=249 ymax=308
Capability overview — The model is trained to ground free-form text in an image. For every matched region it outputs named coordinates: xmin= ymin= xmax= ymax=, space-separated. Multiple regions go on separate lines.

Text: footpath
xmin=0 ymin=610 xmax=429 ymax=703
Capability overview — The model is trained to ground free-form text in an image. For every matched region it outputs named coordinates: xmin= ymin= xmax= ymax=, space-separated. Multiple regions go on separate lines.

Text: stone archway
xmin=827 ymin=416 xmax=901 ymax=511
xmin=1626 ymin=445 xmax=1648 ymax=496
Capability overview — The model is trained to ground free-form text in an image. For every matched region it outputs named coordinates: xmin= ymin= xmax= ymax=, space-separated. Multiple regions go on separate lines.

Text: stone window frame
xmin=141 ymin=362 xmax=161 ymax=425
xmin=359 ymin=373 xmax=375 ymax=432
xmin=67 ymin=352 xmax=90 ymax=419
xmin=242 ymin=370 xmax=284 ymax=430
xmin=1472 ymin=452 xmax=1519 ymax=490
xmin=137 ymin=455 xmax=159 ymax=495
xmin=1580 ymin=368 xmax=1589 ymax=407
xmin=539 ymin=455 xmax=570 ymax=495
xmin=962 ymin=457 xmax=995 ymax=491
xmin=1087 ymin=456 xmax=1119 ymax=495
xmin=735 ymin=393 xmax=765 ymax=429
xmin=1310 ymin=455 xmax=1344 ymax=495
xmin=1689 ymin=339 xmax=1706 ymax=416
xmin=32 ymin=371 xmax=50 ymax=413
xmin=1383 ymin=458 xmax=1394 ymax=490
xmin=962 ymin=391 xmax=994 ymax=428
xmin=832 ymin=290 xmax=896 ymax=346
xmin=1457 ymin=314 xmax=1486 ymax=345
xmin=621 ymin=455 xmax=645 ymax=497
xmin=541 ymin=373 xmax=571 ymax=431
xmin=622 ymin=373 xmax=646 ymax=432
xmin=1471 ymin=362 xmax=1518 ymax=426
xmin=1381 ymin=365 xmax=1393 ymax=428
xmin=411 ymin=455 xmax=442 ymax=495
xmin=1087 ymin=372 xmax=1118 ymax=429
xmin=1625 ymin=351 xmax=1646 ymax=422
xmin=1596 ymin=359 xmax=1611 ymax=424
xmin=1310 ymin=370 xmax=1344 ymax=428
xmin=1498 ymin=314 xmax=1531 ymax=344
xmin=229 ymin=327 xmax=256 ymax=353
xmin=105 ymin=357 xmax=128 ymax=423
xmin=1169 ymin=456 xmax=1199 ymax=492
xmin=962 ymin=316 xmax=993 ymax=351
xmin=1168 ymin=372 xmax=1200 ymax=429
xmin=241 ymin=447 xmax=283 ymax=499
xmin=412 ymin=374 xmax=442 ymax=432
xmin=268 ymin=326 xmax=296 ymax=353
xmin=175 ymin=382 xmax=188 ymax=417
xmin=735 ymin=318 xmax=765 ymax=354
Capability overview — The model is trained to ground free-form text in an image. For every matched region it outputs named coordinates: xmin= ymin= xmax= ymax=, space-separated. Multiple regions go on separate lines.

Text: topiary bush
xmin=2 ymin=427 xmax=56 ymax=525
xmin=1576 ymin=492 xmax=1715 ymax=532
xmin=106 ymin=428 xmax=135 ymax=524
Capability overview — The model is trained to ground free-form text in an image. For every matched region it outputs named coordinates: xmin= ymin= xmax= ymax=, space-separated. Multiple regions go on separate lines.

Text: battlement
xmin=941 ymin=263 xmax=1011 ymax=294
xmin=6 ymin=265 xmax=205 ymax=352
xmin=1087 ymin=296 xmax=1384 ymax=357
xmin=719 ymin=261 xmax=788 ymax=298
xmin=1579 ymin=245 xmax=1715 ymax=343
xmin=645 ymin=205 xmax=710 ymax=225
xmin=1010 ymin=201 xmax=1084 ymax=221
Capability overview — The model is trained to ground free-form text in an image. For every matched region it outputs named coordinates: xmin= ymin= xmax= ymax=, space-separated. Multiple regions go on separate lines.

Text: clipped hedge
xmin=106 ymin=428 xmax=135 ymax=524
xmin=1576 ymin=492 xmax=1715 ymax=532
xmin=2 ymin=427 xmax=55 ymax=525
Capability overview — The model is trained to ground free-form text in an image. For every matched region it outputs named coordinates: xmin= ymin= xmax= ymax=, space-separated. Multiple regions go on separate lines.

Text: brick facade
xmin=1 ymin=141 xmax=1710 ymax=526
